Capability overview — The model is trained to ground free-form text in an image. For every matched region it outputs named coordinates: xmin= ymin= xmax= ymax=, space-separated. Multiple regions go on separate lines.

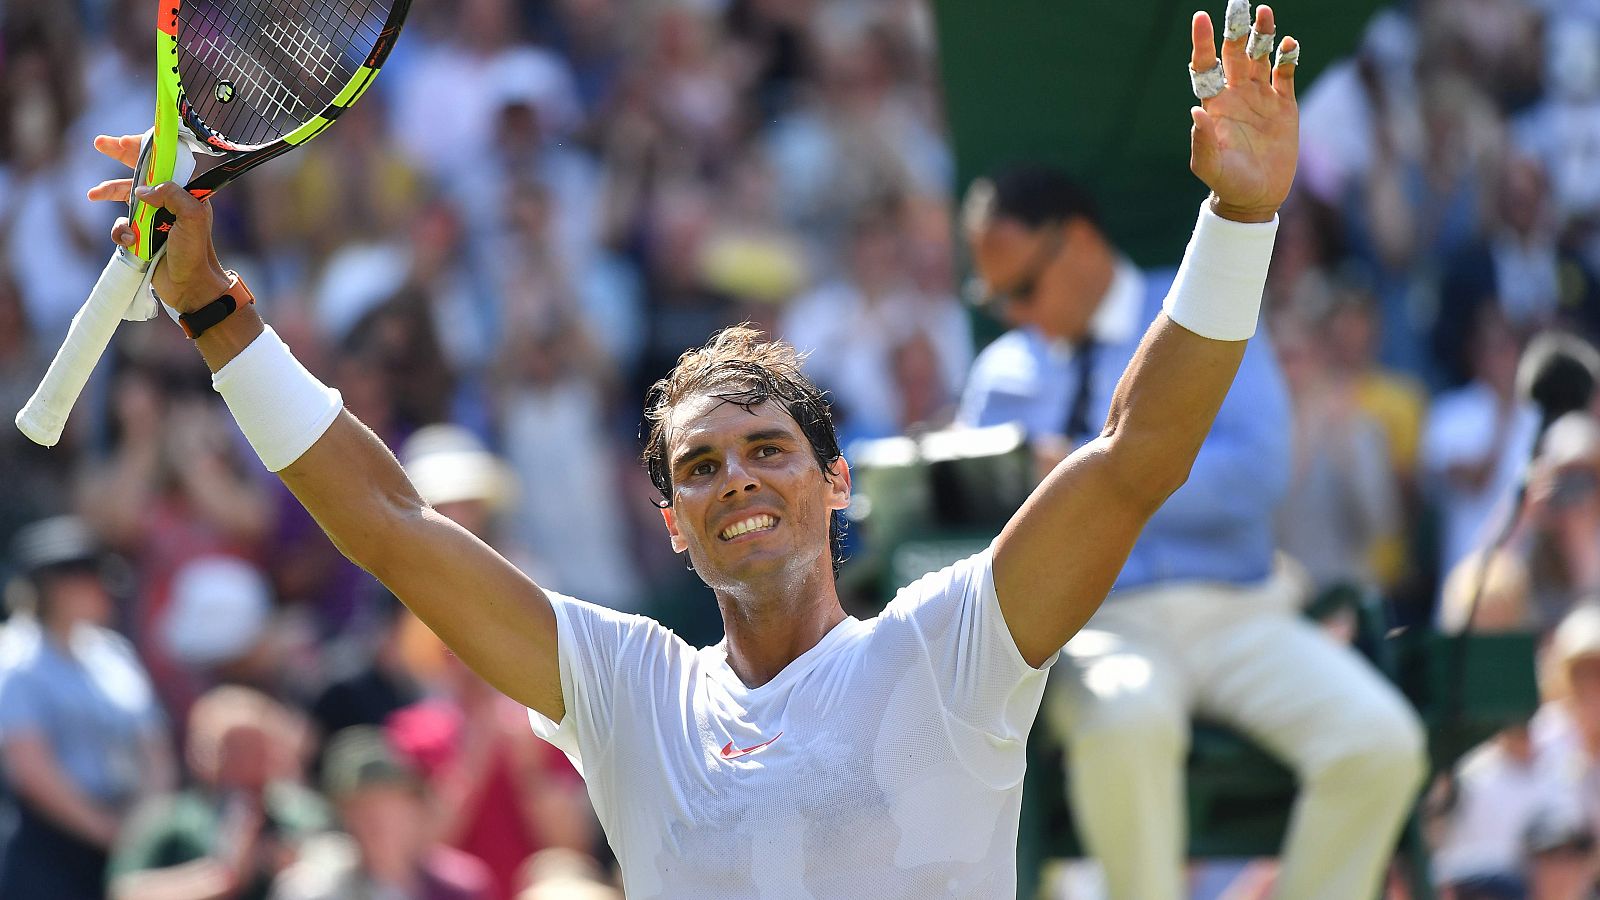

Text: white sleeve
xmin=527 ymin=591 xmax=685 ymax=777
xmin=879 ymin=547 xmax=1054 ymax=746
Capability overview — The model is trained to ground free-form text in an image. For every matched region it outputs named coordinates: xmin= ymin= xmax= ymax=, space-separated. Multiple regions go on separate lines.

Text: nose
xmin=719 ymin=456 xmax=759 ymax=500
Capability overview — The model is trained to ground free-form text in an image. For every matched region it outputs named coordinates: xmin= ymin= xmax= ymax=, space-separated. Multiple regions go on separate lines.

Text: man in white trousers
xmin=86 ymin=3 xmax=1310 ymax=896
xmin=959 ymin=21 xmax=1426 ymax=900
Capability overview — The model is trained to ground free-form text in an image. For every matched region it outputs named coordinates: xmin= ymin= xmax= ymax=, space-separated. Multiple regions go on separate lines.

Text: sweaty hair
xmin=642 ymin=325 xmax=847 ymax=572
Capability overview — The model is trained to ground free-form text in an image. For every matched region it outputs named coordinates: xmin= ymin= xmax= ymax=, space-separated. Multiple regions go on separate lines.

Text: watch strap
xmin=179 ymin=272 xmax=255 ymax=339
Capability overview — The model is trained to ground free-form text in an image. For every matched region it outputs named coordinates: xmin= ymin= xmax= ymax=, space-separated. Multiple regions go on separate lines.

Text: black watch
xmin=178 ymin=272 xmax=255 ymax=339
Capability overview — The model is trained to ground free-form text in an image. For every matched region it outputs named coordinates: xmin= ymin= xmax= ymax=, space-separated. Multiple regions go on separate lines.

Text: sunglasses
xmin=966 ymin=224 xmax=1065 ymax=310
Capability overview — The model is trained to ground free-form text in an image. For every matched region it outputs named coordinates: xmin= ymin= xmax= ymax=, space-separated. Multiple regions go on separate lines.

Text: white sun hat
xmin=161 ymin=555 xmax=273 ymax=667
xmin=399 ymin=424 xmax=517 ymax=511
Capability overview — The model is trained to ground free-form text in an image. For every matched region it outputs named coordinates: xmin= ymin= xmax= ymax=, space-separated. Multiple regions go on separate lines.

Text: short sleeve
xmin=527 ymin=592 xmax=689 ymax=776
xmin=0 ymin=668 xmax=47 ymax=742
xmin=956 ymin=333 xmax=1041 ymax=431
xmin=879 ymin=548 xmax=1054 ymax=746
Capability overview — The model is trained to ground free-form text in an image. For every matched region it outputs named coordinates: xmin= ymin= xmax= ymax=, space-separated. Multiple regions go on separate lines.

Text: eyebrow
xmin=671 ymin=428 xmax=797 ymax=471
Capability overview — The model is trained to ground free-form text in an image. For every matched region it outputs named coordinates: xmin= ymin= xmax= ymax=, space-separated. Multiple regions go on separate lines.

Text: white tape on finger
xmin=1276 ymin=43 xmax=1300 ymax=67
xmin=1247 ymin=28 xmax=1275 ymax=60
xmin=1224 ymin=0 xmax=1251 ymax=41
xmin=1190 ymin=62 xmax=1226 ymax=100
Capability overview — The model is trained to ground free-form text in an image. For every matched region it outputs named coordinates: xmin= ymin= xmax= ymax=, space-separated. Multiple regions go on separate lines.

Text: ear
xmin=825 ymin=457 xmax=852 ymax=512
xmin=660 ymin=504 xmax=689 ymax=554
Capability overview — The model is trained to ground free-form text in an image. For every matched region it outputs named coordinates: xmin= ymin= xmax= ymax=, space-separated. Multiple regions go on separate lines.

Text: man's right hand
xmin=87 ymin=134 xmax=231 ymax=313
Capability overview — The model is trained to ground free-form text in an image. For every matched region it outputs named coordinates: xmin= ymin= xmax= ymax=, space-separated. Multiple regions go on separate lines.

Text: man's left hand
xmin=1188 ymin=1 xmax=1299 ymax=223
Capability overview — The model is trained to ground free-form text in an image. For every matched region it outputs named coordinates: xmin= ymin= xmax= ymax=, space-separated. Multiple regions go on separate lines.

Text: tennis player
xmin=88 ymin=3 xmax=1301 ymax=896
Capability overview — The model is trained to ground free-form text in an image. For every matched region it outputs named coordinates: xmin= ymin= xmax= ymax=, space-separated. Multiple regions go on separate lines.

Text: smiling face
xmin=660 ymin=393 xmax=851 ymax=596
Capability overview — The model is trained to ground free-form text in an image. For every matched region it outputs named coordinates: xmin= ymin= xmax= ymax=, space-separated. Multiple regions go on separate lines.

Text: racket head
xmin=175 ymin=0 xmax=409 ymax=158
xmin=138 ymin=0 xmax=411 ymax=254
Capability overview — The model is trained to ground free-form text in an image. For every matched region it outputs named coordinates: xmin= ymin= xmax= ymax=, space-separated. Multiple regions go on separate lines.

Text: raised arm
xmin=87 ymin=137 xmax=563 ymax=721
xmin=993 ymin=2 xmax=1300 ymax=666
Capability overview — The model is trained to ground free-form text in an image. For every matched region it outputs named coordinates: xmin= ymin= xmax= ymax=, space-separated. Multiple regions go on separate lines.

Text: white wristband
xmin=1162 ymin=201 xmax=1279 ymax=341
xmin=212 ymin=326 xmax=343 ymax=472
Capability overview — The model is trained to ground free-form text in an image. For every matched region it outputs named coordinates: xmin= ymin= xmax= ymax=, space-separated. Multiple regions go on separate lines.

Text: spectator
xmin=108 ymin=686 xmax=330 ymax=900
xmin=1518 ymin=411 xmax=1600 ymax=629
xmin=387 ymin=657 xmax=598 ymax=900
xmin=1429 ymin=553 xmax=1562 ymax=896
xmin=1 ymin=20 xmax=105 ymax=345
xmin=75 ymin=368 xmax=274 ymax=709
xmin=1438 ymin=549 xmax=1534 ymax=634
xmin=396 ymin=425 xmax=601 ymax=898
xmin=1422 ymin=305 xmax=1539 ymax=577
xmin=157 ymin=554 xmax=313 ymax=711
xmin=1523 ymin=602 xmax=1600 ymax=895
xmin=781 ymin=202 xmax=971 ymax=444
xmin=1512 ymin=17 xmax=1600 ymax=265
xmin=0 ymin=516 xmax=175 ymax=899
xmin=1317 ymin=280 xmax=1431 ymax=595
xmin=308 ymin=596 xmax=425 ymax=747
xmin=1430 ymin=724 xmax=1584 ymax=899
xmin=269 ymin=726 xmax=494 ymax=900
xmin=390 ymin=0 xmax=580 ymax=177
xmin=0 ymin=267 xmax=70 ymax=551
xmin=1272 ymin=308 xmax=1402 ymax=592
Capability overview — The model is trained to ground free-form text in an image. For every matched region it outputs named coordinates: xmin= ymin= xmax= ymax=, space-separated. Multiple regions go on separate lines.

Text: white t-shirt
xmin=528 ymin=548 xmax=1052 ymax=899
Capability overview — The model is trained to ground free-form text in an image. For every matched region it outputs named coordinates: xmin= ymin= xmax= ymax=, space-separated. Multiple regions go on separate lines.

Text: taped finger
xmin=1276 ymin=41 xmax=1300 ymax=68
xmin=1223 ymin=0 xmax=1251 ymax=42
xmin=1247 ymin=28 xmax=1275 ymax=60
xmin=1190 ymin=61 xmax=1226 ymax=100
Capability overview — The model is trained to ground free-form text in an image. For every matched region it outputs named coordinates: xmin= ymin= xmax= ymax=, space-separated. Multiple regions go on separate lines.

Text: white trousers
xmin=1045 ymin=569 xmax=1428 ymax=900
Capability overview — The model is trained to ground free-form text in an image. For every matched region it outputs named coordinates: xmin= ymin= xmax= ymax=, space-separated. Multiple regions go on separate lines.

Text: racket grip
xmin=15 ymin=251 xmax=148 ymax=446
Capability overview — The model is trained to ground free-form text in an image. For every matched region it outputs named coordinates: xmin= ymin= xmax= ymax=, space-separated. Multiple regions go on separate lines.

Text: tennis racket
xmin=16 ymin=0 xmax=411 ymax=447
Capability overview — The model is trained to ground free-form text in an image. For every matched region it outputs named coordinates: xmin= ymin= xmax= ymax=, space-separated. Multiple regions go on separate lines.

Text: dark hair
xmin=975 ymin=163 xmax=1102 ymax=231
xmin=642 ymin=325 xmax=847 ymax=573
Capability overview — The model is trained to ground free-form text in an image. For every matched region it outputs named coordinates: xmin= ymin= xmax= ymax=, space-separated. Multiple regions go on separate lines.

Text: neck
xmin=42 ymin=617 xmax=79 ymax=649
xmin=716 ymin=564 xmax=846 ymax=688
xmin=1048 ymin=240 xmax=1116 ymax=344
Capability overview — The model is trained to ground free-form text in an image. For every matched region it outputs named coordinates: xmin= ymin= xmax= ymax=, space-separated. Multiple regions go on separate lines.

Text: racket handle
xmin=15 ymin=251 xmax=149 ymax=446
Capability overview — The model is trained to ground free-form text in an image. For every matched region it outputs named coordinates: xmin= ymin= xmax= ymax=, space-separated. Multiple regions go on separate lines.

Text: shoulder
xmin=969 ymin=330 xmax=1042 ymax=383
xmin=881 ymin=546 xmax=996 ymax=627
xmin=546 ymin=591 xmax=678 ymax=648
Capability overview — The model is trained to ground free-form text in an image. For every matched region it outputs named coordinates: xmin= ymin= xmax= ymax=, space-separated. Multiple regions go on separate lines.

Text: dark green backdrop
xmin=930 ymin=0 xmax=1386 ymax=266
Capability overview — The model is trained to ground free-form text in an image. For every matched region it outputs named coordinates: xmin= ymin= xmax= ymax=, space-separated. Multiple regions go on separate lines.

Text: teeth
xmin=720 ymin=515 xmax=776 ymax=540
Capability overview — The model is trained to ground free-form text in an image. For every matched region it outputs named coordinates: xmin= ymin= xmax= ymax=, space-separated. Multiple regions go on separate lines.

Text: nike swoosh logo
xmin=720 ymin=731 xmax=783 ymax=760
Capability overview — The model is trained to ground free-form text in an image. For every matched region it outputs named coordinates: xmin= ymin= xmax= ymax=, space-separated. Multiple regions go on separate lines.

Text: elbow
xmin=1100 ymin=427 xmax=1196 ymax=515
xmin=338 ymin=491 xmax=431 ymax=581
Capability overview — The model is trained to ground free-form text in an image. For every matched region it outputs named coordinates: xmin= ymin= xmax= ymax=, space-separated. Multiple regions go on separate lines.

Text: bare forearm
xmin=994 ymin=317 xmax=1251 ymax=667
xmin=3 ymin=739 xmax=121 ymax=848
xmin=1099 ymin=314 xmax=1248 ymax=505
xmin=263 ymin=380 xmax=560 ymax=715
xmin=112 ymin=861 xmax=237 ymax=900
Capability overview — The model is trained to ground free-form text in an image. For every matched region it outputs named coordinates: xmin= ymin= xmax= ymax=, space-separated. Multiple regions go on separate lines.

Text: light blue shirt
xmin=956 ymin=263 xmax=1291 ymax=593
xmin=0 ymin=618 xmax=164 ymax=808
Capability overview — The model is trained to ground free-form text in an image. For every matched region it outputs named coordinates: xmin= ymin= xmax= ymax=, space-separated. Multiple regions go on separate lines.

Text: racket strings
xmin=178 ymin=0 xmax=391 ymax=147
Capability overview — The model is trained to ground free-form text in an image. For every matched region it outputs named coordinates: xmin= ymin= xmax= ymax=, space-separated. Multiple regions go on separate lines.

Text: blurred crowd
xmin=6 ymin=0 xmax=1600 ymax=895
